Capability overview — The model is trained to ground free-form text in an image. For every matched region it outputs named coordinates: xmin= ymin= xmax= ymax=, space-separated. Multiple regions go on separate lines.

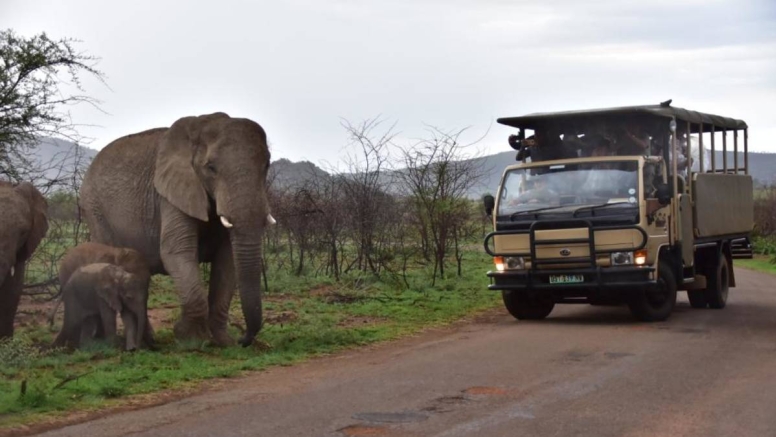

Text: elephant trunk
xmin=230 ymin=234 xmax=264 ymax=347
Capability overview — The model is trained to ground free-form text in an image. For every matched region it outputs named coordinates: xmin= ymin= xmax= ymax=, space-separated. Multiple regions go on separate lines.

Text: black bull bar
xmin=483 ymin=219 xmax=656 ymax=293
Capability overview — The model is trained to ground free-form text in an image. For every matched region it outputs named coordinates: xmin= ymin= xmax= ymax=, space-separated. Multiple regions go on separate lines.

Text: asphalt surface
xmin=32 ymin=267 xmax=776 ymax=437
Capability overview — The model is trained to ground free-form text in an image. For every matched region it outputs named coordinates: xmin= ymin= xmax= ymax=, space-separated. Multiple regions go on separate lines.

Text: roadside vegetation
xmin=736 ymin=256 xmax=776 ymax=276
xmin=736 ymin=186 xmax=776 ymax=275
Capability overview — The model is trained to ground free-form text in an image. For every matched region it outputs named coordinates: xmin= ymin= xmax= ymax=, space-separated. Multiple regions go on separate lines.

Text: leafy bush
xmin=754 ymin=187 xmax=776 ymax=238
xmin=751 ymin=236 xmax=776 ymax=264
xmin=0 ymin=337 xmax=48 ymax=370
xmin=752 ymin=236 xmax=776 ymax=256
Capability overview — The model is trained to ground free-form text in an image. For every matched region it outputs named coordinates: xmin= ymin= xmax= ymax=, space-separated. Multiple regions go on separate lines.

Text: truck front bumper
xmin=487 ymin=266 xmax=657 ymax=295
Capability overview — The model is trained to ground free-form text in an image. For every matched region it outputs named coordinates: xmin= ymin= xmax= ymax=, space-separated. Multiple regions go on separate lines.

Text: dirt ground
xmin=15 ymin=283 xmax=385 ymax=340
xmin=15 ymin=295 xmax=176 ymax=337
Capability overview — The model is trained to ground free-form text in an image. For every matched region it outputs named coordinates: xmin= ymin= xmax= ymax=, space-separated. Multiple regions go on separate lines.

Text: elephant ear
xmin=119 ymin=271 xmax=140 ymax=299
xmin=98 ymin=268 xmax=124 ymax=313
xmin=153 ymin=113 xmax=230 ymax=222
xmin=15 ymin=182 xmax=49 ymax=261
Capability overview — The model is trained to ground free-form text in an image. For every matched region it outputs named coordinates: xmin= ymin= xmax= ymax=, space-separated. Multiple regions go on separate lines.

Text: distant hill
xmin=472 ymin=149 xmax=776 ymax=197
xmin=23 ymin=138 xmax=99 ymax=192
xmin=712 ymin=150 xmax=776 ymax=186
xmin=26 ymin=139 xmax=776 ymax=197
xmin=268 ymin=158 xmax=330 ymax=189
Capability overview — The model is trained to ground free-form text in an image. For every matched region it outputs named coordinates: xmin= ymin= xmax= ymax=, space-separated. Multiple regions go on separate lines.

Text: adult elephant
xmin=0 ymin=181 xmax=49 ymax=338
xmin=80 ymin=113 xmax=274 ymax=347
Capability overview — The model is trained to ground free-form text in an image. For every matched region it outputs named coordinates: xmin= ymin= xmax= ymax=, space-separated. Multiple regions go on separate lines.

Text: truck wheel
xmin=628 ymin=261 xmax=677 ymax=322
xmin=704 ymin=253 xmax=729 ymax=309
xmin=687 ymin=291 xmax=708 ymax=309
xmin=502 ymin=291 xmax=554 ymax=320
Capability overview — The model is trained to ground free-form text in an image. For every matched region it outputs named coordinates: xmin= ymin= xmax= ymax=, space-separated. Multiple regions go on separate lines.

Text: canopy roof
xmin=497 ymin=103 xmax=747 ymax=132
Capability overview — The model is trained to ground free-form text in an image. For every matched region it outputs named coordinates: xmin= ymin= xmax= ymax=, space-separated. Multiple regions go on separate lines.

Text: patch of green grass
xmin=736 ymin=256 xmax=776 ymax=276
xmin=147 ymin=276 xmax=179 ymax=309
xmin=1 ymin=250 xmax=501 ymax=428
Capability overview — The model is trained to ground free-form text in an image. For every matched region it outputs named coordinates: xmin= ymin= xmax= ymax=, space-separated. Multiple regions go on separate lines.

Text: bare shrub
xmin=397 ymin=126 xmax=485 ymax=284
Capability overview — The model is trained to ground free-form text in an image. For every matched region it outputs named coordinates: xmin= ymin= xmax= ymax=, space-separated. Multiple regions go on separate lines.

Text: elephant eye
xmin=206 ymin=162 xmax=217 ymax=174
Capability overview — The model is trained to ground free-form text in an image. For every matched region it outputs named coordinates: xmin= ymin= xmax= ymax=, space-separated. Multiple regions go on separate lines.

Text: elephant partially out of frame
xmin=80 ymin=113 xmax=275 ymax=347
xmin=0 ymin=181 xmax=48 ymax=339
xmin=53 ymin=263 xmax=150 ymax=351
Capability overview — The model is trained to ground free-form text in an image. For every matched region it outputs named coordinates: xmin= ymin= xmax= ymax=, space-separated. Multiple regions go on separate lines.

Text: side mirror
xmin=656 ymin=183 xmax=671 ymax=206
xmin=483 ymin=195 xmax=495 ymax=217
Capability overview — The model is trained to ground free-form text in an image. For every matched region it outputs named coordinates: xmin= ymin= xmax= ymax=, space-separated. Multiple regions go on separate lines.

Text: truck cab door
xmin=678 ymin=192 xmax=694 ymax=267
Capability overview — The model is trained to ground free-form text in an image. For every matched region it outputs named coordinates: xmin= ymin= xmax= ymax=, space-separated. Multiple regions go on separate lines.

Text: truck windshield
xmin=498 ymin=161 xmax=640 ymax=218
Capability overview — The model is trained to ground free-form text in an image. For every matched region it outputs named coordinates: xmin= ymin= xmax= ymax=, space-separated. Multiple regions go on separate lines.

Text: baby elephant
xmin=53 ymin=242 xmax=154 ymax=348
xmin=53 ymin=263 xmax=150 ymax=351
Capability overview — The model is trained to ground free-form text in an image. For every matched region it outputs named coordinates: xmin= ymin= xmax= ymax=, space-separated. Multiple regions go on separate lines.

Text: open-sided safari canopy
xmin=497 ymin=103 xmax=747 ymax=132
xmin=493 ymin=101 xmax=753 ymax=242
xmin=498 ymin=101 xmax=750 ymax=176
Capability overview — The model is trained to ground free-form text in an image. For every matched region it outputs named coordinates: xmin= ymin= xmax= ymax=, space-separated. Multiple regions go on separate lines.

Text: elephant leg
xmin=159 ymin=206 xmax=210 ymax=342
xmin=56 ymin=314 xmax=86 ymax=350
xmin=79 ymin=315 xmax=99 ymax=346
xmin=141 ymin=318 xmax=156 ymax=350
xmin=130 ymin=276 xmax=155 ymax=349
xmin=120 ymin=311 xmax=139 ymax=351
xmin=94 ymin=319 xmax=105 ymax=339
xmin=0 ymin=261 xmax=25 ymax=339
xmin=98 ymin=304 xmax=118 ymax=347
xmin=52 ymin=286 xmax=81 ymax=349
xmin=53 ymin=307 xmax=80 ymax=349
xmin=136 ymin=289 xmax=155 ymax=350
xmin=208 ymin=239 xmax=236 ymax=347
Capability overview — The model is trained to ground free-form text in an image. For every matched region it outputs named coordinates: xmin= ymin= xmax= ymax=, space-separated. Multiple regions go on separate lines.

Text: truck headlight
xmin=494 ymin=256 xmax=525 ymax=271
xmin=611 ymin=252 xmax=634 ymax=266
xmin=506 ymin=256 xmax=526 ymax=270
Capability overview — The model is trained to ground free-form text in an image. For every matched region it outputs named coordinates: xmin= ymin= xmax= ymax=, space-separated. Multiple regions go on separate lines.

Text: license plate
xmin=549 ymin=274 xmax=584 ymax=284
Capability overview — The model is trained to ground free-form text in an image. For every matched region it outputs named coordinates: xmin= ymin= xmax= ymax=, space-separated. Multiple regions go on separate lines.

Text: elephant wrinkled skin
xmin=80 ymin=113 xmax=273 ymax=347
xmin=0 ymin=181 xmax=48 ymax=339
xmin=53 ymin=263 xmax=150 ymax=351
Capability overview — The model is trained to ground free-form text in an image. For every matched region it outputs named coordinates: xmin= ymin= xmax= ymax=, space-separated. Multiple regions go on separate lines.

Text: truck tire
xmin=704 ymin=252 xmax=729 ymax=309
xmin=687 ymin=291 xmax=708 ymax=309
xmin=502 ymin=291 xmax=554 ymax=320
xmin=628 ymin=260 xmax=677 ymax=322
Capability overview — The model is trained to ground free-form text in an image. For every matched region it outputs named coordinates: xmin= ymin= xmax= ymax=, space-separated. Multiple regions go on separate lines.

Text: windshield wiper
xmin=510 ymin=205 xmax=570 ymax=220
xmin=572 ymin=201 xmax=635 ymax=218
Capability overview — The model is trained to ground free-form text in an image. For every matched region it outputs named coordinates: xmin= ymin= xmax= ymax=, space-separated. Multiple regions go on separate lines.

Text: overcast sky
xmin=3 ymin=0 xmax=775 ymax=164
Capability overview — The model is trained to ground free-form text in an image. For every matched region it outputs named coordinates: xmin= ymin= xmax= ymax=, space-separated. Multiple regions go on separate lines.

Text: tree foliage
xmin=0 ymin=29 xmax=104 ymax=181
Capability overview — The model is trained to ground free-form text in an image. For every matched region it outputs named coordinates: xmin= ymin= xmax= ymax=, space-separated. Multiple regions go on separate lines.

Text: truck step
xmin=731 ymin=238 xmax=753 ymax=259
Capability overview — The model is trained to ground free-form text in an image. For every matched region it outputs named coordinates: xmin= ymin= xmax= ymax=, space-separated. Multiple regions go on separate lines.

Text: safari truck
xmin=483 ymin=102 xmax=753 ymax=322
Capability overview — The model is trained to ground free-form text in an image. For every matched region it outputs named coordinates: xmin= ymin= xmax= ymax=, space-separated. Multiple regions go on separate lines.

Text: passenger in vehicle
xmin=515 ymin=130 xmax=563 ymax=162
xmin=580 ymin=122 xmax=615 ymax=156
xmin=615 ymin=122 xmax=651 ymax=155
xmin=513 ymin=177 xmax=557 ymax=205
xmin=561 ymin=127 xmax=586 ymax=157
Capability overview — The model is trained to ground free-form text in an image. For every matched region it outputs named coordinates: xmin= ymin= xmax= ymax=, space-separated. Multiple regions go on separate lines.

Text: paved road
xmin=33 ymin=268 xmax=776 ymax=437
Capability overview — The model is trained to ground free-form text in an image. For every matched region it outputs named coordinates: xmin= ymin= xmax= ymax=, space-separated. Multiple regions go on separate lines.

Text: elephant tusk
xmin=220 ymin=216 xmax=234 ymax=229
xmin=9 ymin=266 xmax=14 ymax=277
xmin=266 ymin=214 xmax=277 ymax=226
